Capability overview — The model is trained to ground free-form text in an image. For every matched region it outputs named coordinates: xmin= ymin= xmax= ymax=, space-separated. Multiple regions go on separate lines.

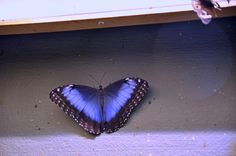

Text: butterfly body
xmin=50 ymin=77 xmax=149 ymax=135
xmin=199 ymin=0 xmax=216 ymax=8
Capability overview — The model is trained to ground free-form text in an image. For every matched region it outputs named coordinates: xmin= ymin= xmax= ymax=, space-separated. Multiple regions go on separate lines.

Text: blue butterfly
xmin=49 ymin=77 xmax=149 ymax=135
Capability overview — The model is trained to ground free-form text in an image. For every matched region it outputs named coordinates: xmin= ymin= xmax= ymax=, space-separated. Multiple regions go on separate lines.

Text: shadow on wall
xmin=0 ymin=17 xmax=235 ymax=137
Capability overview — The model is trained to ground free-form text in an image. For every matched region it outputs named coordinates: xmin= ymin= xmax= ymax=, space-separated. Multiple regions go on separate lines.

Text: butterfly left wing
xmin=49 ymin=85 xmax=103 ymax=135
xmin=103 ymin=77 xmax=149 ymax=133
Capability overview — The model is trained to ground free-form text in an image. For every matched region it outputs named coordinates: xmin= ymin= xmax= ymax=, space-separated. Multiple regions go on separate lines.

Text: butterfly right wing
xmin=49 ymin=85 xmax=102 ymax=135
xmin=103 ymin=77 xmax=149 ymax=133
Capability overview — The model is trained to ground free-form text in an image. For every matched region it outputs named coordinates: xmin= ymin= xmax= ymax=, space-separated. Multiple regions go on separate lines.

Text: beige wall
xmin=0 ymin=17 xmax=236 ymax=155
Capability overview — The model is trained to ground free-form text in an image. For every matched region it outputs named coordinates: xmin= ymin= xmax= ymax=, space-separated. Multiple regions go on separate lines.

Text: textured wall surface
xmin=0 ymin=17 xmax=236 ymax=156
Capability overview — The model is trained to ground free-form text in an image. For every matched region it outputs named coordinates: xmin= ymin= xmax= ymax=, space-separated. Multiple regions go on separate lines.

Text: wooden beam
xmin=0 ymin=2 xmax=235 ymax=35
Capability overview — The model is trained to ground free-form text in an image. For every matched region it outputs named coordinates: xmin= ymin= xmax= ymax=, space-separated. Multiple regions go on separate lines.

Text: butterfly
xmin=49 ymin=77 xmax=149 ymax=135
xmin=192 ymin=0 xmax=230 ymax=24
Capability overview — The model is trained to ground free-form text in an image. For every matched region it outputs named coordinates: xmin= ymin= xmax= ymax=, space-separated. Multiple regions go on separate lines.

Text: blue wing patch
xmin=61 ymin=86 xmax=102 ymax=123
xmin=49 ymin=77 xmax=149 ymax=135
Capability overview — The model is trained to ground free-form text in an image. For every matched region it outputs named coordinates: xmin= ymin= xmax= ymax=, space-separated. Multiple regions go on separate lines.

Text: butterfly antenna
xmin=87 ymin=74 xmax=100 ymax=87
xmin=99 ymin=72 xmax=107 ymax=86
